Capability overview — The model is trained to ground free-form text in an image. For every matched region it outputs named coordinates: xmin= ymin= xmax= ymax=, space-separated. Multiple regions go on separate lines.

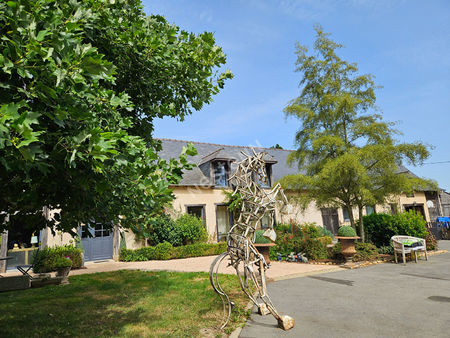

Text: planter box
xmin=0 ymin=275 xmax=31 ymax=292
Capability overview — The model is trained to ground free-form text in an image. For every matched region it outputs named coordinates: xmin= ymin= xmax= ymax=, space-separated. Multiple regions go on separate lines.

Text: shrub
xmin=54 ymin=256 xmax=72 ymax=268
xmin=148 ymin=214 xmax=182 ymax=247
xmin=153 ymin=242 xmax=173 ymax=260
xmin=33 ymin=245 xmax=82 ymax=273
xmin=378 ymin=245 xmax=393 ymax=255
xmin=119 ymin=242 xmax=227 ymax=261
xmin=175 ymin=214 xmax=208 ymax=245
xmin=364 ymin=211 xmax=428 ymax=249
xmin=276 ymin=223 xmax=295 ymax=234
xmin=390 ymin=210 xmax=428 ymax=239
xmin=254 ymin=230 xmax=272 ymax=244
xmin=300 ymin=223 xmax=322 ymax=239
xmin=363 ymin=213 xmax=394 ymax=247
xmin=352 ymin=242 xmax=380 ymax=262
xmin=316 ymin=236 xmax=333 ymax=246
xmin=337 ymin=226 xmax=357 ymax=237
xmin=425 ymin=228 xmax=437 ymax=251
xmin=302 ymin=238 xmax=328 ymax=260
xmin=319 ymin=227 xmax=334 ymax=239
xmin=328 ymin=242 xmax=344 ymax=261
xmin=171 ymin=242 xmax=227 ymax=259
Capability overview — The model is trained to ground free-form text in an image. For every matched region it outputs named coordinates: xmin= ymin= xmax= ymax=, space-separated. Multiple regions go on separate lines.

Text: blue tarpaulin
xmin=436 ymin=217 xmax=450 ymax=228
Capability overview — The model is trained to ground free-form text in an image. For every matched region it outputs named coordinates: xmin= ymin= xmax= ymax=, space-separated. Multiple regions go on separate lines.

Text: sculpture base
xmin=258 ymin=303 xmax=270 ymax=316
xmin=278 ymin=315 xmax=295 ymax=330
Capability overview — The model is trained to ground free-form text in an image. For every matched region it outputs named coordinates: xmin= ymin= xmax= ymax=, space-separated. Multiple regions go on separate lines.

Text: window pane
xmin=217 ymin=205 xmax=230 ymax=241
xmin=366 ymin=206 xmax=375 ymax=215
xmin=94 ymin=223 xmax=103 ymax=237
xmin=214 ymin=162 xmax=228 ymax=187
xmin=187 ymin=206 xmax=204 ymax=220
xmin=343 ymin=208 xmax=350 ymax=221
xmin=258 ymin=164 xmax=271 ymax=188
xmin=260 ymin=215 xmax=271 ymax=229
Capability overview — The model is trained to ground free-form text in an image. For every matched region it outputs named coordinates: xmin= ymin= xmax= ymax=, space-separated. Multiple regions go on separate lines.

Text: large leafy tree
xmin=280 ymin=26 xmax=434 ymax=241
xmin=0 ymin=0 xmax=232 ymax=235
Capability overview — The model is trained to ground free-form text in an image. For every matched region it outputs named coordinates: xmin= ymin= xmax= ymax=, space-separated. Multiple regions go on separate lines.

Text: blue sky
xmin=143 ymin=0 xmax=450 ymax=191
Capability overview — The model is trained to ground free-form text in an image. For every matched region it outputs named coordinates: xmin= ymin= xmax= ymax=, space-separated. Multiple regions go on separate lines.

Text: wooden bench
xmin=391 ymin=235 xmax=428 ymax=265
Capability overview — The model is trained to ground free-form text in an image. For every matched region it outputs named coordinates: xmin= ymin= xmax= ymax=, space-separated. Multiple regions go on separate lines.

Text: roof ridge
xmin=156 ymin=137 xmax=294 ymax=152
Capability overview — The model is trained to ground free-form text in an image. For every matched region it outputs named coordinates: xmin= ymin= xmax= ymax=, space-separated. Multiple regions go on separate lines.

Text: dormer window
xmin=254 ymin=163 xmax=272 ymax=188
xmin=213 ymin=161 xmax=229 ymax=187
xmin=260 ymin=164 xmax=272 ymax=188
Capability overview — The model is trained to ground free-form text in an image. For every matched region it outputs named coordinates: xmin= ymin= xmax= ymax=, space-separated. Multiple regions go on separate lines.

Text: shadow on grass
xmin=0 ymin=270 xmax=248 ymax=337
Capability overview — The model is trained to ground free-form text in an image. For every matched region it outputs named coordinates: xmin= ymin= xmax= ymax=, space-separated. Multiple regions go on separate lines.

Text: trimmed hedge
xmin=33 ymin=245 xmax=83 ymax=273
xmin=254 ymin=230 xmax=272 ymax=244
xmin=337 ymin=226 xmax=357 ymax=237
xmin=363 ymin=210 xmax=428 ymax=247
xmin=352 ymin=242 xmax=380 ymax=262
xmin=119 ymin=242 xmax=227 ymax=262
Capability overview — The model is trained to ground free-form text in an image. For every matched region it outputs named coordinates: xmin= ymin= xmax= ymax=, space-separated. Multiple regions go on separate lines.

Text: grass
xmin=0 ymin=270 xmax=251 ymax=337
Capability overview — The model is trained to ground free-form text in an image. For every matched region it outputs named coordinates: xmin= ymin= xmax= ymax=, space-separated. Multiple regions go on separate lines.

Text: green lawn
xmin=0 ymin=270 xmax=250 ymax=337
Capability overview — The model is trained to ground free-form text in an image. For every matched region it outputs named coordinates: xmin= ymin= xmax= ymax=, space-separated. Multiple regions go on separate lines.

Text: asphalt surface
xmin=240 ymin=241 xmax=450 ymax=338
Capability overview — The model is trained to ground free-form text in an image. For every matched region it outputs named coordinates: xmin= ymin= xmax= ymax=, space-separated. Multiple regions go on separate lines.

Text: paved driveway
xmin=240 ymin=241 xmax=450 ymax=338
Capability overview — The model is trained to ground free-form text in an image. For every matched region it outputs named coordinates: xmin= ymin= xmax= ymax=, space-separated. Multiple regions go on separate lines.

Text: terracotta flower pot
xmin=335 ymin=236 xmax=360 ymax=262
xmin=254 ymin=243 xmax=276 ymax=264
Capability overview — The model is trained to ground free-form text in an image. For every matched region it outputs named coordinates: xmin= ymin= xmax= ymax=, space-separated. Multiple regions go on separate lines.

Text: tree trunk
xmin=0 ymin=231 xmax=8 ymax=273
xmin=358 ymin=205 xmax=365 ymax=242
xmin=347 ymin=204 xmax=356 ymax=229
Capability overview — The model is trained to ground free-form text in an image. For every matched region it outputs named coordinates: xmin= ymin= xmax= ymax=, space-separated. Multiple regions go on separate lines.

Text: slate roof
xmin=157 ymin=138 xmax=301 ymax=187
xmin=157 ymin=138 xmax=433 ymax=191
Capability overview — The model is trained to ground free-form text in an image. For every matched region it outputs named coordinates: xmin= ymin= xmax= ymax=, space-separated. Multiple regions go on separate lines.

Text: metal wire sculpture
xmin=209 ymin=150 xmax=295 ymax=330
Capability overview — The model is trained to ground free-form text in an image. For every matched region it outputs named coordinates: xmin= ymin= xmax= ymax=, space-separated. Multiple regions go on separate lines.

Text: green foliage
xmin=316 ymin=236 xmax=333 ymax=246
xmin=171 ymin=242 xmax=227 ymax=259
xmin=390 ymin=210 xmax=428 ymax=239
xmin=254 ymin=230 xmax=272 ymax=244
xmin=378 ymin=245 xmax=393 ymax=255
xmin=319 ymin=227 xmax=335 ymax=239
xmin=0 ymin=270 xmax=250 ymax=337
xmin=337 ymin=226 xmax=357 ymax=237
xmin=33 ymin=245 xmax=82 ymax=272
xmin=175 ymin=214 xmax=208 ymax=245
xmin=153 ymin=242 xmax=173 ymax=260
xmin=280 ymin=25 xmax=434 ymax=241
xmin=275 ymin=223 xmax=298 ymax=235
xmin=364 ymin=211 xmax=428 ymax=247
xmin=53 ymin=256 xmax=73 ymax=269
xmin=300 ymin=223 xmax=322 ymax=238
xmin=147 ymin=214 xmax=182 ymax=247
xmin=363 ymin=213 xmax=396 ymax=247
xmin=302 ymin=238 xmax=328 ymax=260
xmin=352 ymin=242 xmax=380 ymax=262
xmin=222 ymin=190 xmax=242 ymax=220
xmin=0 ymin=0 xmax=232 ymax=235
xmin=147 ymin=213 xmax=208 ymax=247
xmin=269 ymin=223 xmax=331 ymax=260
xmin=328 ymin=242 xmax=344 ymax=261
xmin=119 ymin=242 xmax=227 ymax=261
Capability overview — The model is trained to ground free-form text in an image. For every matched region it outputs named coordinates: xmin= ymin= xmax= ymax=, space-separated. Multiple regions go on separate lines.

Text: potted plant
xmin=54 ymin=256 xmax=72 ymax=285
xmin=335 ymin=226 xmax=360 ymax=262
xmin=253 ymin=230 xmax=276 ymax=264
